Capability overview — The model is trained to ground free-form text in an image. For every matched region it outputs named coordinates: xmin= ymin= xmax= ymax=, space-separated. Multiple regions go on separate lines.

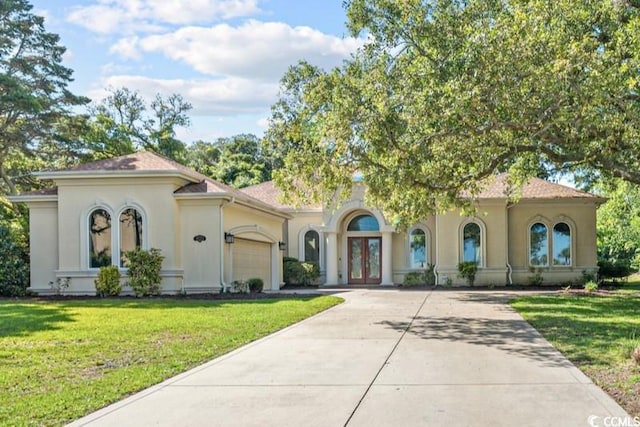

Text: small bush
xmin=527 ymin=268 xmax=544 ymax=286
xmin=403 ymin=272 xmax=424 ymax=286
xmin=457 ymin=262 xmax=478 ymax=286
xmin=125 ymin=248 xmax=164 ymax=297
xmin=231 ymin=280 xmax=249 ymax=294
xmin=584 ymin=281 xmax=599 ymax=293
xmin=247 ymin=277 xmax=264 ymax=293
xmin=283 ymin=258 xmax=320 ymax=285
xmin=95 ymin=265 xmax=122 ymax=297
xmin=403 ymin=265 xmax=436 ymax=286
xmin=597 ymin=259 xmax=632 ymax=280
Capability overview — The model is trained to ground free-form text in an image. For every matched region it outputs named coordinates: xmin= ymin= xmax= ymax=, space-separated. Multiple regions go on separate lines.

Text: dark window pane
xmin=89 ymin=209 xmax=112 ymax=268
xmin=120 ymin=208 xmax=143 ymax=267
xmin=530 ymin=223 xmax=548 ymax=266
xmin=304 ymin=230 xmax=320 ymax=263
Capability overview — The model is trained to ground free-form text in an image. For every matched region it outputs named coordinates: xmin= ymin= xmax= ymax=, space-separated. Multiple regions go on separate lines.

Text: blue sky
xmin=29 ymin=0 xmax=364 ymax=143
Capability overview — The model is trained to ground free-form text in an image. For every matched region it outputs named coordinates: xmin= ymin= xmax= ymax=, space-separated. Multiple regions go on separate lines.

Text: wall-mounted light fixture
xmin=193 ymin=234 xmax=206 ymax=243
xmin=224 ymin=232 xmax=235 ymax=244
xmin=278 ymin=241 xmax=286 ymax=251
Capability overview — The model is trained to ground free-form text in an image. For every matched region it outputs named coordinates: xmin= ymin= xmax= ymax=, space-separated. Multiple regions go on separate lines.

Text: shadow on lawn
xmin=0 ymin=303 xmax=75 ymax=337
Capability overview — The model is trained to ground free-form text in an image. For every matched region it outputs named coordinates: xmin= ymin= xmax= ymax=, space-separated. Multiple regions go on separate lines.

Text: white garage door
xmin=232 ymin=238 xmax=271 ymax=284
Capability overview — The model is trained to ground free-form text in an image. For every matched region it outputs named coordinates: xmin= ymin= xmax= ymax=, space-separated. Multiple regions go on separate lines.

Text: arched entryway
xmin=323 ymin=200 xmax=394 ymax=286
xmin=346 ymin=214 xmax=382 ymax=284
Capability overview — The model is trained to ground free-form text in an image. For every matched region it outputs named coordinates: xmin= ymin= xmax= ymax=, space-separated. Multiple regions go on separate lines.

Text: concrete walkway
xmin=68 ymin=290 xmax=631 ymax=427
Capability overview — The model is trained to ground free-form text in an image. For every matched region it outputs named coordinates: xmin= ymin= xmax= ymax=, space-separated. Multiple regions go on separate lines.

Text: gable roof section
xmin=240 ymin=181 xmax=322 ymax=211
xmin=35 ymin=151 xmax=202 ymax=182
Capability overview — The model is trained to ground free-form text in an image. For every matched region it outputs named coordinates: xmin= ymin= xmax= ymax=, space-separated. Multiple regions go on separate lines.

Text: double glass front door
xmin=348 ymin=237 xmax=382 ymax=284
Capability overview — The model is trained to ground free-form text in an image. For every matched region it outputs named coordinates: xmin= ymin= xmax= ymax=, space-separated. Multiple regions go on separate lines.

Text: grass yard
xmin=0 ymin=296 xmax=342 ymax=426
xmin=510 ymin=283 xmax=640 ymax=417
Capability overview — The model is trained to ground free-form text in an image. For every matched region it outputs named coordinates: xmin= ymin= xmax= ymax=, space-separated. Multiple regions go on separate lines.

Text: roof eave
xmin=7 ymin=194 xmax=58 ymax=203
xmin=35 ymin=170 xmax=201 ymax=183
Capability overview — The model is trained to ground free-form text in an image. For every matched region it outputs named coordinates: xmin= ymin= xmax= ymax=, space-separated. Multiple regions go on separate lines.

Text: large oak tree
xmin=266 ymin=0 xmax=640 ymax=225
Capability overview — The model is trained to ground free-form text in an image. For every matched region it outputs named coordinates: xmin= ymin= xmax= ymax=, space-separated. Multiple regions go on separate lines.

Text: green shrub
xmin=95 ymin=265 xmax=122 ymax=297
xmin=124 ymin=248 xmax=164 ymax=297
xmin=247 ymin=277 xmax=264 ymax=293
xmin=231 ymin=280 xmax=249 ymax=294
xmin=403 ymin=272 xmax=424 ymax=286
xmin=0 ymin=223 xmax=30 ymax=297
xmin=283 ymin=258 xmax=320 ymax=285
xmin=584 ymin=280 xmax=599 ymax=293
xmin=403 ymin=265 xmax=436 ymax=286
xmin=528 ymin=269 xmax=544 ymax=286
xmin=457 ymin=261 xmax=478 ymax=286
xmin=597 ymin=259 xmax=633 ymax=280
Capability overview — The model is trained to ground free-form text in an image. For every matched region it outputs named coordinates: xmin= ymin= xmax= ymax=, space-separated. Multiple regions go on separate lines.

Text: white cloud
xmin=87 ymin=75 xmax=278 ymax=116
xmin=66 ymin=0 xmax=260 ymax=34
xmin=138 ymin=20 xmax=364 ymax=80
xmin=109 ymin=37 xmax=142 ymax=60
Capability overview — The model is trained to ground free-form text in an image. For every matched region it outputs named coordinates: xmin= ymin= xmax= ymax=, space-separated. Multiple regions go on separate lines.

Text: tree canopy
xmin=266 ymin=0 xmax=640 ymax=225
xmin=0 ymin=0 xmax=89 ymax=196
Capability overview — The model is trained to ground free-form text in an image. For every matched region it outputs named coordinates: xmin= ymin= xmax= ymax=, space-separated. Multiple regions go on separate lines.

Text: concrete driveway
xmin=68 ymin=289 xmax=631 ymax=427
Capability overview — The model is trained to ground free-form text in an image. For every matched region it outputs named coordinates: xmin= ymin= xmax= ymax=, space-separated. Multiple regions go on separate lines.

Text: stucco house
xmin=9 ymin=151 xmax=605 ymax=295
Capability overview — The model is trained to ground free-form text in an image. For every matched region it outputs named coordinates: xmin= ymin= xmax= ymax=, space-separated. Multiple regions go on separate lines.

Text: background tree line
xmin=3 ymin=0 xmax=640 ymax=295
xmin=0 ymin=0 xmax=280 ymax=295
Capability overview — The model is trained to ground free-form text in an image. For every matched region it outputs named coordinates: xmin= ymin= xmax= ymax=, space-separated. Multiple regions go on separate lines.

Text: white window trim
xmin=407 ymin=225 xmax=431 ymax=269
xmin=458 ymin=219 xmax=486 ymax=268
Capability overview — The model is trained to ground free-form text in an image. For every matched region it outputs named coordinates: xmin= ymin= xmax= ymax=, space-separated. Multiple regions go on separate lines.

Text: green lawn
xmin=0 ymin=296 xmax=342 ymax=426
xmin=510 ymin=284 xmax=640 ymax=417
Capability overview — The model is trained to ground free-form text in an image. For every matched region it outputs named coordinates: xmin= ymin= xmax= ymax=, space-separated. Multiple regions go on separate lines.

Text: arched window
xmin=347 ymin=214 xmax=379 ymax=231
xmin=410 ymin=228 xmax=427 ymax=268
xmin=304 ymin=230 xmax=320 ymax=264
xmin=119 ymin=208 xmax=143 ymax=267
xmin=462 ymin=222 xmax=481 ymax=264
xmin=530 ymin=223 xmax=549 ymax=266
xmin=89 ymin=208 xmax=112 ymax=268
xmin=552 ymin=222 xmax=571 ymax=266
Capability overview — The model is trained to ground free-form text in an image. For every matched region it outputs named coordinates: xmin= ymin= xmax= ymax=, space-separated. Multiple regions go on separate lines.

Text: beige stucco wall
xmin=508 ymin=201 xmax=599 ymax=285
xmin=391 ymin=217 xmax=436 ymax=284
xmin=51 ymin=177 xmax=184 ymax=293
xmin=434 ymin=202 xmax=509 ymax=286
xmin=177 ymin=199 xmax=223 ymax=292
xmin=28 ymin=201 xmax=59 ymax=292
xmin=286 ymin=211 xmax=324 ymax=262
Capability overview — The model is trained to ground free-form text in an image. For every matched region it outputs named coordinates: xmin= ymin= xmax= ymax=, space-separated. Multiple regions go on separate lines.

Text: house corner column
xmin=381 ymin=231 xmax=393 ymax=285
xmin=325 ymin=232 xmax=338 ymax=285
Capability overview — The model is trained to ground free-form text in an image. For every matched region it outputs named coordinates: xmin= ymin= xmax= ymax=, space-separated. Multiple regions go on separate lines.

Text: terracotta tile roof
xmin=241 ymin=181 xmax=321 ymax=210
xmin=473 ymin=174 xmax=603 ymax=200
